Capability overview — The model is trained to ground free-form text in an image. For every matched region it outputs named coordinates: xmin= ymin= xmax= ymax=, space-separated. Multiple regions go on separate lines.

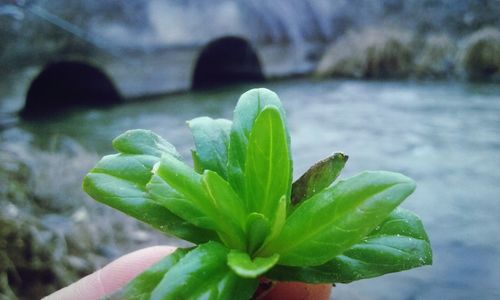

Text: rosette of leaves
xmin=83 ymin=88 xmax=432 ymax=299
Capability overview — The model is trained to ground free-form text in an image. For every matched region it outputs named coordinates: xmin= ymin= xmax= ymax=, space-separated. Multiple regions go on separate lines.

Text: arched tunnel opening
xmin=192 ymin=37 xmax=265 ymax=90
xmin=20 ymin=61 xmax=122 ymax=119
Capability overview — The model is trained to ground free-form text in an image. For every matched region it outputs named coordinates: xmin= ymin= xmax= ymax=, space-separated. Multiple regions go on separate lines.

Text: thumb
xmin=43 ymin=245 xmax=177 ymax=300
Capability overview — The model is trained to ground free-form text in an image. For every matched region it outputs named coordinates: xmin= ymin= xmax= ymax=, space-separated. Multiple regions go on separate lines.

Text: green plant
xmin=83 ymin=88 xmax=432 ymax=299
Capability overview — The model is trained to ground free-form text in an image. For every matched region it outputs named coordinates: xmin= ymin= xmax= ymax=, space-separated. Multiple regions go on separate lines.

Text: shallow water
xmin=9 ymin=78 xmax=500 ymax=299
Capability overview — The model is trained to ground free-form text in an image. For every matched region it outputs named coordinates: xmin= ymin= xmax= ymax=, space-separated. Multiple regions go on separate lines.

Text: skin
xmin=43 ymin=246 xmax=176 ymax=300
xmin=257 ymin=281 xmax=332 ymax=300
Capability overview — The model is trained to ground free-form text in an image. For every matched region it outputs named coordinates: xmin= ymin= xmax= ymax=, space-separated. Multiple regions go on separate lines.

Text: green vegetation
xmin=316 ymin=26 xmax=500 ymax=82
xmin=316 ymin=28 xmax=415 ymax=79
xmin=415 ymin=34 xmax=456 ymax=78
xmin=84 ymin=88 xmax=432 ymax=298
xmin=459 ymin=27 xmax=500 ymax=81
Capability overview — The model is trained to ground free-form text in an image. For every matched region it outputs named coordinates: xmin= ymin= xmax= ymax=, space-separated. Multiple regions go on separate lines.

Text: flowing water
xmin=5 ymin=78 xmax=500 ymax=299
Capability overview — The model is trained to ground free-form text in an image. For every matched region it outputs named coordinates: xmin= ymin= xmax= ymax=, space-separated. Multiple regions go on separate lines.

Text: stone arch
xmin=20 ymin=61 xmax=121 ymax=119
xmin=192 ymin=36 xmax=265 ymax=90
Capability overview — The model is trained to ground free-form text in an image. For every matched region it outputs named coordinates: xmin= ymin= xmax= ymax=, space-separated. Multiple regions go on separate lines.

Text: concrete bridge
xmin=19 ymin=37 xmax=322 ymax=118
xmin=1 ymin=1 xmax=329 ymax=118
xmin=22 ymin=36 xmax=315 ymax=117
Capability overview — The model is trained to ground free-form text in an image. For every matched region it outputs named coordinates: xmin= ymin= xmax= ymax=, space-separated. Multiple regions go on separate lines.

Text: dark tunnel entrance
xmin=21 ymin=61 xmax=122 ymax=119
xmin=192 ymin=37 xmax=265 ymax=90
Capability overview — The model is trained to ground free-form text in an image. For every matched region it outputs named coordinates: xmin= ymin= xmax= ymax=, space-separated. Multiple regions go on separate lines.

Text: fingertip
xmin=43 ymin=245 xmax=177 ymax=300
xmin=100 ymin=245 xmax=177 ymax=293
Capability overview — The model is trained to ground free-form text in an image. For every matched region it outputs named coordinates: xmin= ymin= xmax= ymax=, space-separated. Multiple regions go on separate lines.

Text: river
xmin=6 ymin=78 xmax=500 ymax=299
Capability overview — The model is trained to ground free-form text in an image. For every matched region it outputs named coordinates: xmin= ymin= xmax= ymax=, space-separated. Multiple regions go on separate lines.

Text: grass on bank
xmin=316 ymin=26 xmax=500 ymax=81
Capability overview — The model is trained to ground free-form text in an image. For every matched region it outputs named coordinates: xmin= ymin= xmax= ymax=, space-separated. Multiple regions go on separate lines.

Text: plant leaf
xmin=265 ymin=208 xmax=432 ymax=283
xmin=83 ymin=130 xmax=215 ymax=244
xmin=245 ymin=105 xmax=292 ymax=219
xmin=191 ymin=150 xmax=204 ymax=174
xmin=227 ymin=250 xmax=280 ymax=278
xmin=147 ymin=174 xmax=216 ymax=231
xmin=266 ymin=195 xmax=287 ymax=244
xmin=227 ymin=88 xmax=291 ymax=201
xmin=188 ymin=117 xmax=232 ymax=178
xmin=202 ymin=170 xmax=247 ymax=231
xmin=259 ymin=171 xmax=416 ymax=266
xmin=110 ymin=248 xmax=191 ymax=299
xmin=292 ymin=153 xmax=348 ymax=204
xmin=155 ymin=153 xmax=245 ymax=249
xmin=246 ymin=213 xmax=271 ymax=254
xmin=113 ymin=129 xmax=181 ymax=159
xmin=150 ymin=242 xmax=258 ymax=300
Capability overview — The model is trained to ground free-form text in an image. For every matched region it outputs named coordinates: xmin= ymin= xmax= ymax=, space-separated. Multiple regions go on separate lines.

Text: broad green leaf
xmin=150 ymin=242 xmax=257 ymax=300
xmin=90 ymin=153 xmax=158 ymax=186
xmin=155 ymin=154 xmax=245 ymax=249
xmin=266 ymin=195 xmax=287 ymax=245
xmin=259 ymin=171 xmax=416 ymax=266
xmin=202 ymin=170 xmax=247 ymax=230
xmin=265 ymin=208 xmax=432 ymax=283
xmin=292 ymin=153 xmax=348 ymax=204
xmin=113 ymin=129 xmax=181 ymax=159
xmin=155 ymin=154 xmax=207 ymax=205
xmin=188 ymin=117 xmax=232 ymax=179
xmin=191 ymin=150 xmax=204 ymax=174
xmin=227 ymin=250 xmax=280 ymax=278
xmin=246 ymin=213 xmax=271 ymax=254
xmin=227 ymin=88 xmax=291 ymax=200
xmin=83 ymin=130 xmax=215 ymax=244
xmin=84 ymin=172 xmax=205 ymax=241
xmin=147 ymin=174 xmax=216 ymax=230
xmin=245 ymin=106 xmax=291 ymax=217
xmin=242 ymin=197 xmax=287 ymax=258
xmin=110 ymin=248 xmax=191 ymax=299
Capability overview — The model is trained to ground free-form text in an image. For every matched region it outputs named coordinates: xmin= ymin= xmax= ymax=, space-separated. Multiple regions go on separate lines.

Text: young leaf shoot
xmin=84 ymin=88 xmax=432 ymax=299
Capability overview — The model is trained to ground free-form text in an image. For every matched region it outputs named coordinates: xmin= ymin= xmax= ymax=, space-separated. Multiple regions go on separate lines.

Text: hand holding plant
xmin=83 ymin=88 xmax=432 ymax=299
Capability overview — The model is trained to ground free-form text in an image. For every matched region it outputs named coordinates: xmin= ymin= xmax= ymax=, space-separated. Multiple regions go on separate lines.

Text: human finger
xmin=43 ymin=245 xmax=177 ymax=300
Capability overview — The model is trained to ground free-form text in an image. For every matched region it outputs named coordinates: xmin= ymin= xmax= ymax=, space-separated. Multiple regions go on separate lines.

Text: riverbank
xmin=316 ymin=27 xmax=500 ymax=82
xmin=0 ymin=139 xmax=185 ymax=299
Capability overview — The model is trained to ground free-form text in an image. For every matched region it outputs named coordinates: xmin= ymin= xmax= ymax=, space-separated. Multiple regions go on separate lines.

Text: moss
xmin=316 ymin=28 xmax=415 ymax=79
xmin=459 ymin=27 xmax=500 ymax=81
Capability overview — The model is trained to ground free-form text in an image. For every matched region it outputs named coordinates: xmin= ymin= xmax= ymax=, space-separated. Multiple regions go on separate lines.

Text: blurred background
xmin=1 ymin=0 xmax=499 ymax=299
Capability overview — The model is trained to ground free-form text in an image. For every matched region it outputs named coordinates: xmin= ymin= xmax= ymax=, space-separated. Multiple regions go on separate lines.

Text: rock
xmin=0 ymin=142 xmax=180 ymax=299
xmin=0 ymin=149 xmax=33 ymax=208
